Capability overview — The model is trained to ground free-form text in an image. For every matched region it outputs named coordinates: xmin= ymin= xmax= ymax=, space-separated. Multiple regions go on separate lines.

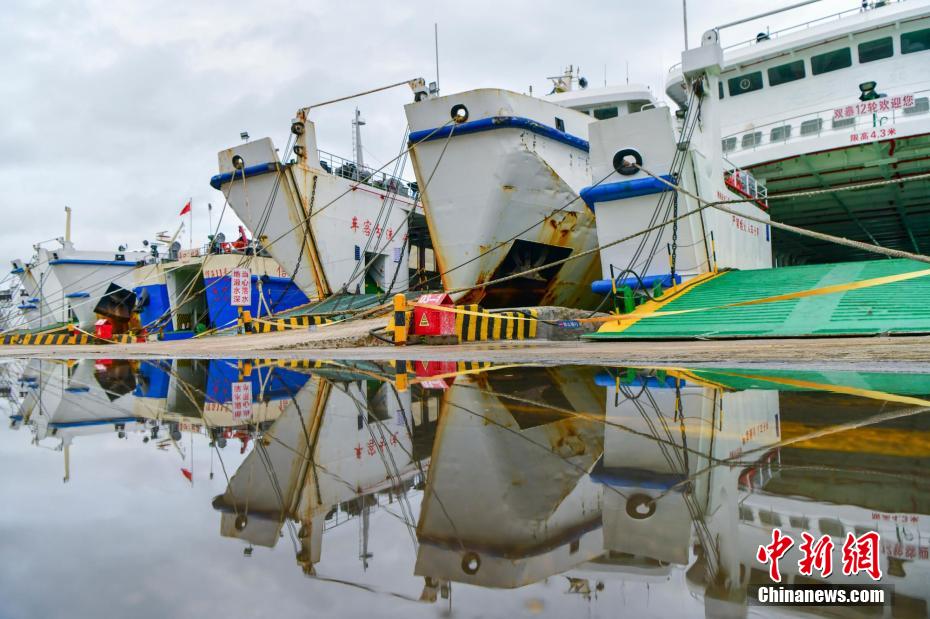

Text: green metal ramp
xmin=586 ymin=259 xmax=930 ymax=340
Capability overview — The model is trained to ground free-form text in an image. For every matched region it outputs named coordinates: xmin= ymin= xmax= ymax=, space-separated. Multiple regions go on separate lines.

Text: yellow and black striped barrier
xmin=244 ymin=314 xmax=332 ymax=334
xmin=0 ymin=332 xmax=96 ymax=346
xmin=454 ymin=305 xmax=538 ymax=342
xmin=390 ymin=298 xmax=540 ymax=346
xmin=242 ymin=359 xmax=327 ymax=372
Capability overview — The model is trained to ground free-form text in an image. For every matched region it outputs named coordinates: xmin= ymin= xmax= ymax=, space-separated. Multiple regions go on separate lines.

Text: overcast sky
xmin=1 ymin=0 xmax=858 ymax=275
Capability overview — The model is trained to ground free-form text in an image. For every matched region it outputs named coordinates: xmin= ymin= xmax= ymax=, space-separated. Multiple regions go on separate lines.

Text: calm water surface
xmin=1 ymin=358 xmax=928 ymax=618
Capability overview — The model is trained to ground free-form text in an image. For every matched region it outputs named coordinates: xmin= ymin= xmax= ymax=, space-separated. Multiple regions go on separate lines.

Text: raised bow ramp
xmin=587 ymin=259 xmax=930 ymax=339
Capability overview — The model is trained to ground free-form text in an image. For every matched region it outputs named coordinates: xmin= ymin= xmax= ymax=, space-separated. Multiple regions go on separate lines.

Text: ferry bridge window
xmin=901 ymin=27 xmax=930 ymax=54
xmin=767 ymin=60 xmax=805 ymax=86
xmin=741 ymin=131 xmax=762 ymax=148
xmin=800 ymin=118 xmax=823 ymax=135
xmin=811 ymin=47 xmax=852 ymax=75
xmin=770 ymin=124 xmax=791 ymax=142
xmin=858 ymin=36 xmax=894 ymax=63
xmin=727 ymin=71 xmax=763 ymax=96
xmin=903 ymin=97 xmax=930 ymax=115
xmin=593 ymin=106 xmax=618 ymax=120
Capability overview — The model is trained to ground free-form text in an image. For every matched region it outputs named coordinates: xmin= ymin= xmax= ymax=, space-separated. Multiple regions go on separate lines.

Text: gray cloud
xmin=0 ymin=0 xmax=854 ymax=272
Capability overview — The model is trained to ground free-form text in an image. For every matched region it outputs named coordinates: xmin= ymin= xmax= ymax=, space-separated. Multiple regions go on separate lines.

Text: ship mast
xmin=352 ymin=108 xmax=366 ymax=170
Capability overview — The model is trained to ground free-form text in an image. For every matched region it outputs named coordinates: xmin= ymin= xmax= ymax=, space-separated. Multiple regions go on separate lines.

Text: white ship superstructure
xmin=666 ymin=0 xmax=930 ymax=264
xmin=404 ymin=73 xmax=656 ymax=308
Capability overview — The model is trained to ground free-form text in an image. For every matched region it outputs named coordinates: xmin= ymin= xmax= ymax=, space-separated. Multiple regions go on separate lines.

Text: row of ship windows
xmin=722 ymin=96 xmax=930 ymax=151
xmin=739 ymin=505 xmax=876 ymax=540
xmin=720 ymin=27 xmax=930 ymax=98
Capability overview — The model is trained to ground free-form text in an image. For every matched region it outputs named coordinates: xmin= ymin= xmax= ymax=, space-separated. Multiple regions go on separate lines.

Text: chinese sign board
xmin=231 ymin=381 xmax=253 ymax=420
xmin=833 ymin=94 xmax=916 ymax=120
xmin=230 ymin=268 xmax=251 ymax=307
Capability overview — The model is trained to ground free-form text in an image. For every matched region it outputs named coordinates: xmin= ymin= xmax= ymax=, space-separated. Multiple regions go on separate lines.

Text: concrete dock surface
xmin=1 ymin=318 xmax=929 ymax=371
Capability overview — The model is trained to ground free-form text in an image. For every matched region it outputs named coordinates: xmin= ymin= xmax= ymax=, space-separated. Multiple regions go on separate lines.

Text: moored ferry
xmin=211 ymin=104 xmax=418 ymax=304
xmin=666 ymin=0 xmax=930 ymax=264
xmin=404 ymin=71 xmax=657 ymax=309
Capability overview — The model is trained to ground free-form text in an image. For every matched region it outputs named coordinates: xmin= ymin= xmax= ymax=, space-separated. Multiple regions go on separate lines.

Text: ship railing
xmin=722 ymin=88 xmax=930 ymax=156
xmin=317 ymin=149 xmax=416 ymax=199
xmin=322 ymin=478 xmax=425 ymax=532
xmin=174 ymin=242 xmax=263 ymax=262
xmin=667 ymin=1 xmax=900 ymax=74
xmin=723 ymin=159 xmax=769 ymax=209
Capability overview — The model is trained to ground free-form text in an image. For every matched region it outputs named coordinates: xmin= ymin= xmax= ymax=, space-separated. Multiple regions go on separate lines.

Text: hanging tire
xmin=612 ymin=148 xmax=643 ymax=176
xmin=626 ymin=493 xmax=656 ymax=519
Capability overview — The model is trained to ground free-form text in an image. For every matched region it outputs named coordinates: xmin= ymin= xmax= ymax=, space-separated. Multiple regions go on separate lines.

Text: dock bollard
xmin=393 ymin=294 xmax=407 ymax=346
xmin=240 ymin=309 xmax=252 ymax=334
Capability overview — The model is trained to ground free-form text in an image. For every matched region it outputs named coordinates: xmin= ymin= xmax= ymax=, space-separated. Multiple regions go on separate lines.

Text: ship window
xmin=593 ymin=106 xmax=619 ymax=120
xmin=903 ymin=97 xmax=930 ymax=115
xmin=767 ymin=60 xmax=805 ymax=86
xmin=819 ymin=518 xmax=845 ymax=538
xmin=901 ymin=27 xmax=930 ymax=54
xmin=741 ymin=131 xmax=762 ymax=148
xmin=832 ymin=116 xmax=855 ymax=129
xmin=800 ymin=118 xmax=823 ymax=135
xmin=770 ymin=125 xmax=791 ymax=142
xmin=858 ymin=37 xmax=893 ymax=63
xmin=727 ymin=71 xmax=763 ymax=96
xmin=811 ymin=48 xmax=852 ymax=74
xmin=789 ymin=516 xmax=809 ymax=529
xmin=722 ymin=136 xmax=737 ymax=152
xmin=718 ymin=82 xmax=724 ymax=99
xmin=554 ymin=117 xmax=565 ymax=132
xmin=759 ymin=511 xmax=782 ymax=528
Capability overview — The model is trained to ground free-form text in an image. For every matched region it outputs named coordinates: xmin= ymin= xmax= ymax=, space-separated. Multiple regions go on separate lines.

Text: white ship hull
xmin=46 ymin=245 xmax=148 ymax=329
xmin=11 ymin=247 xmax=70 ymax=328
xmin=405 ymin=89 xmax=602 ymax=309
xmin=584 ymin=107 xmax=772 ymax=291
xmin=212 ymin=122 xmax=412 ymax=301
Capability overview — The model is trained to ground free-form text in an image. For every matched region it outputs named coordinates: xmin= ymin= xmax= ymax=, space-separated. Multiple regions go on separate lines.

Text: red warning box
xmin=412 ymin=293 xmax=455 ymax=336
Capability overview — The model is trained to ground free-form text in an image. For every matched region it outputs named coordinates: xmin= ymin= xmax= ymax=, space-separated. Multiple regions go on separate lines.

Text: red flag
xmin=179 ymin=200 xmax=192 ymax=216
xmin=181 ymin=468 xmax=193 ymax=482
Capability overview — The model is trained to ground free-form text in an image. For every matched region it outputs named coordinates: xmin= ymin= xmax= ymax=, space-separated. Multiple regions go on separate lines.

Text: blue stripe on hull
xmin=209 ymin=162 xmax=280 ymax=190
xmin=580 ymin=175 xmax=676 ymax=210
xmin=408 ymin=116 xmax=589 ymax=152
xmin=49 ymin=259 xmax=141 ymax=267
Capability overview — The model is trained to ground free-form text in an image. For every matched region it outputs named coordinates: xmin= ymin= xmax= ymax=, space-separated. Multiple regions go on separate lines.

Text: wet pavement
xmin=1 ymin=358 xmax=929 ymax=618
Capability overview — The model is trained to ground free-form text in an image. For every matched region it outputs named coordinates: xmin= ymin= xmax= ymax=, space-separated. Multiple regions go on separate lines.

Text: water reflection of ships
xmin=212 ymin=361 xmax=440 ymax=573
xmin=415 ymin=365 xmax=930 ymax=616
xmin=10 ymin=359 xmax=930 ymax=615
xmin=8 ymin=358 xmax=315 ymax=480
